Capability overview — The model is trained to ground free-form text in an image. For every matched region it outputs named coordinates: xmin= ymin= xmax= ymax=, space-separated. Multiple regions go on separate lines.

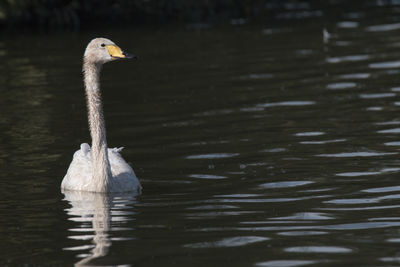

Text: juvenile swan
xmin=61 ymin=38 xmax=142 ymax=193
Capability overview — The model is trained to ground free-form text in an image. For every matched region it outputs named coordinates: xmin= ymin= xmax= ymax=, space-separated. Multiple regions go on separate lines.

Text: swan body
xmin=62 ymin=143 xmax=141 ymax=192
xmin=61 ymin=38 xmax=142 ymax=193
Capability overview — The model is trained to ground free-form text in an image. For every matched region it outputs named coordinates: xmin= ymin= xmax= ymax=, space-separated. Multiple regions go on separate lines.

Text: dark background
xmin=0 ymin=0 xmax=398 ymax=30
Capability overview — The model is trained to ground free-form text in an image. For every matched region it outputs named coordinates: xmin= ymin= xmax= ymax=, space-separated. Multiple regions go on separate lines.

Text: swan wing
xmin=108 ymin=148 xmax=142 ymax=193
xmin=61 ymin=143 xmax=93 ymax=191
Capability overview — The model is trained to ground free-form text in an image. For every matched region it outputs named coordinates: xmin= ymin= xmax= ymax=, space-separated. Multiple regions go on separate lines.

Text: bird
xmin=61 ymin=38 xmax=142 ymax=193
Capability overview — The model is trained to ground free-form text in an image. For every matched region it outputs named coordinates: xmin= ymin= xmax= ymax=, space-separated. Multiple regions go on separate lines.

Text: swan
xmin=61 ymin=37 xmax=142 ymax=193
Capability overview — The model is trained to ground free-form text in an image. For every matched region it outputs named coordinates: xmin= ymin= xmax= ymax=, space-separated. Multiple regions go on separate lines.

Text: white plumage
xmin=61 ymin=38 xmax=142 ymax=193
xmin=62 ymin=143 xmax=141 ymax=192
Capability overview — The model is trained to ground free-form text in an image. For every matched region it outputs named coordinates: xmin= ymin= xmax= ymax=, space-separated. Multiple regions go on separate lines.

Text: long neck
xmin=83 ymin=59 xmax=112 ymax=192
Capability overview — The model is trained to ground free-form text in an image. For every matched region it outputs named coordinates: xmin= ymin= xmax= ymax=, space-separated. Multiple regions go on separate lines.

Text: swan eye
xmin=101 ymin=43 xmax=106 ymax=47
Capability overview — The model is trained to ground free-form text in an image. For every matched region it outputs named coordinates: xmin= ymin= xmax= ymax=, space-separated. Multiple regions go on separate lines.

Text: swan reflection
xmin=62 ymin=190 xmax=139 ymax=266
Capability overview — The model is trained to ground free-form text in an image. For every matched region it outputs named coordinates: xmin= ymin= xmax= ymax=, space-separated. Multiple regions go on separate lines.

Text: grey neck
xmin=83 ymin=59 xmax=112 ymax=191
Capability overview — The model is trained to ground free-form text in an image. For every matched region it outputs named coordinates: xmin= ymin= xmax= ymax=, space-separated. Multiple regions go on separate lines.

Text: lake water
xmin=3 ymin=9 xmax=400 ymax=267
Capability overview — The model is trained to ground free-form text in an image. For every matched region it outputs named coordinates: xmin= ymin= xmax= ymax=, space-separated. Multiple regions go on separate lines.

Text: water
xmin=3 ymin=11 xmax=400 ymax=267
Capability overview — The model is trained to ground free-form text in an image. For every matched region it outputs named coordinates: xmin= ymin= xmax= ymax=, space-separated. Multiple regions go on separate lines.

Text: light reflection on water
xmin=62 ymin=191 xmax=139 ymax=265
xmin=284 ymin=246 xmax=352 ymax=253
xmin=4 ymin=6 xmax=400 ymax=267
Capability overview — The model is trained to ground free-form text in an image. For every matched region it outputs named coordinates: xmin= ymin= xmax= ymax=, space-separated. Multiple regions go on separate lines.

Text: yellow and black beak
xmin=106 ymin=45 xmax=138 ymax=60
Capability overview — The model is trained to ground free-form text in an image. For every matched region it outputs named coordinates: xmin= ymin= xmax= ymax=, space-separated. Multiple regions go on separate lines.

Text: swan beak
xmin=106 ymin=45 xmax=137 ymax=60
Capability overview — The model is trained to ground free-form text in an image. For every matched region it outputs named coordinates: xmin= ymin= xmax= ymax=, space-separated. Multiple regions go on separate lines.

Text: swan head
xmin=84 ymin=37 xmax=137 ymax=65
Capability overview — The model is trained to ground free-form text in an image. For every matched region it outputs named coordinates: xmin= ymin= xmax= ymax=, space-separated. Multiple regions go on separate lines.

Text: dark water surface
xmin=3 ymin=13 xmax=400 ymax=267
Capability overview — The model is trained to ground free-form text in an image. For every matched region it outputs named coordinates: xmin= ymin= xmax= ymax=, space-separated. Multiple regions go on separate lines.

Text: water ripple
xmin=186 ymin=153 xmax=239 ymax=159
xmin=270 ymin=212 xmax=333 ymax=220
xmin=336 ymin=167 xmax=400 ymax=177
xmin=316 ymin=152 xmax=396 ymax=157
xmin=294 ymin=132 xmax=324 ymax=137
xmin=238 ymin=73 xmax=273 ymax=80
xmin=359 ymin=93 xmax=395 ymax=99
xmin=189 ymin=220 xmax=400 ymax=233
xmin=378 ymin=128 xmax=400 ymax=134
xmin=369 ymin=61 xmax=400 ymax=69
xmin=277 ymin=231 xmax=328 ymax=236
xmin=325 ymin=194 xmax=400 ymax=205
xmin=261 ymin=148 xmax=287 ymax=152
xmin=326 ymin=82 xmax=356 ymax=90
xmin=326 ymin=55 xmax=369 ymax=63
xmin=362 ymin=185 xmax=400 ymax=193
xmin=262 ymin=28 xmax=291 ymax=35
xmin=259 ymin=181 xmax=314 ymax=189
xmin=366 ymin=22 xmax=400 ymax=32
xmin=215 ymin=194 xmax=262 ymax=198
xmin=376 ymin=120 xmax=400 ymax=125
xmin=189 ymin=174 xmax=227 ymax=179
xmin=323 ymin=222 xmax=400 ymax=230
xmin=256 ymin=101 xmax=316 ymax=108
xmin=337 ymin=21 xmax=359 ymax=28
xmin=300 ymin=139 xmax=346 ymax=145
xmin=338 ymin=73 xmax=370 ymax=79
xmin=366 ymin=107 xmax=382 ymax=111
xmin=187 ymin=205 xmax=238 ymax=210
xmin=284 ymin=246 xmax=352 ymax=253
xmin=184 ymin=236 xmax=269 ymax=248
xmin=63 ymin=245 xmax=95 ymax=251
xmin=320 ymin=205 xmax=400 ymax=211
xmin=256 ymin=260 xmax=316 ymax=267
xmin=384 ymin=141 xmax=400 ymax=146
xmin=212 ymin=197 xmax=307 ymax=203
xmin=336 ymin=171 xmax=380 ymax=177
xmin=387 ymin=238 xmax=400 ymax=243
